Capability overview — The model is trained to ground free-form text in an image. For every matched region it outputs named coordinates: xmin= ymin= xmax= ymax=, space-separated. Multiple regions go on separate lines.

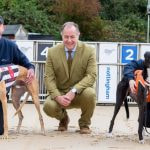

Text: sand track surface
xmin=1 ymin=104 xmax=150 ymax=150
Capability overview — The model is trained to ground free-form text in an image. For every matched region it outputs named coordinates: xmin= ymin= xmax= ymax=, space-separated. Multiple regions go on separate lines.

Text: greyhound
xmin=0 ymin=64 xmax=45 ymax=139
xmin=107 ymin=52 xmax=150 ymax=144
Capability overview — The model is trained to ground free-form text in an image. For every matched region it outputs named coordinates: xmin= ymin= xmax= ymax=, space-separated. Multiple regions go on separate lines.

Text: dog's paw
xmin=1 ymin=134 xmax=8 ymax=139
xmin=143 ymin=129 xmax=150 ymax=137
xmin=139 ymin=140 xmax=145 ymax=144
xmin=106 ymin=132 xmax=113 ymax=138
xmin=41 ymin=129 xmax=46 ymax=136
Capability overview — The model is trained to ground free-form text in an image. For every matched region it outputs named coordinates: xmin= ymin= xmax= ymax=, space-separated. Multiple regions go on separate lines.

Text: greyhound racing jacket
xmin=123 ymin=59 xmax=144 ymax=81
xmin=0 ymin=64 xmax=19 ymax=91
xmin=134 ymin=70 xmax=150 ymax=102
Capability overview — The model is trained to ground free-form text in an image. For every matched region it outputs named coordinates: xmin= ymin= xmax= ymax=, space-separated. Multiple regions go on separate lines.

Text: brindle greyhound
xmin=107 ymin=52 xmax=150 ymax=144
xmin=0 ymin=65 xmax=45 ymax=139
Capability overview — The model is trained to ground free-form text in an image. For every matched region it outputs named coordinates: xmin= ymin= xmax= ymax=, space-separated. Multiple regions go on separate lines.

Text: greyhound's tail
xmin=124 ymin=98 xmax=129 ymax=119
xmin=13 ymin=93 xmax=30 ymax=117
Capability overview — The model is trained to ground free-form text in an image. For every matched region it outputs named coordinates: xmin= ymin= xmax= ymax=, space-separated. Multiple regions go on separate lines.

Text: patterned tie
xmin=67 ymin=51 xmax=72 ymax=74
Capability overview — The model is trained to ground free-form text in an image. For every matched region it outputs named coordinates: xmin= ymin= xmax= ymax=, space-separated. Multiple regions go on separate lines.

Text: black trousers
xmin=0 ymin=101 xmax=4 ymax=134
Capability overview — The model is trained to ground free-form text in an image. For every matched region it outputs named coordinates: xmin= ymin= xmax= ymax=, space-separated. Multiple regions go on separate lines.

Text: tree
xmin=0 ymin=0 xmax=147 ymax=42
xmin=100 ymin=0 xmax=147 ymax=20
xmin=54 ymin=0 xmax=105 ymax=41
xmin=0 ymin=0 xmax=59 ymax=36
xmin=100 ymin=0 xmax=147 ymax=42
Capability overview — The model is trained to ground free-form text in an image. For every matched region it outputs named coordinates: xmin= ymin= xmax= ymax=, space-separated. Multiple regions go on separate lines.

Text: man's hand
xmin=129 ymin=79 xmax=136 ymax=93
xmin=55 ymin=91 xmax=75 ymax=107
xmin=55 ymin=95 xmax=71 ymax=107
xmin=25 ymin=68 xmax=34 ymax=84
xmin=65 ymin=90 xmax=75 ymax=102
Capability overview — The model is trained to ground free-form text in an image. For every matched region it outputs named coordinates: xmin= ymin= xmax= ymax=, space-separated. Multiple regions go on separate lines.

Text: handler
xmin=0 ymin=16 xmax=35 ymax=134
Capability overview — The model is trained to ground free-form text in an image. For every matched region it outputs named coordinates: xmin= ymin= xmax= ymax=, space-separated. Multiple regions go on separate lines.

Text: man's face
xmin=62 ymin=26 xmax=80 ymax=50
xmin=0 ymin=24 xmax=4 ymax=36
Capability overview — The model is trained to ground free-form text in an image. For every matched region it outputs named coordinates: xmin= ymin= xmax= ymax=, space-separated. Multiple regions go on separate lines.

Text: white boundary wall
xmin=14 ymin=40 xmax=150 ymax=103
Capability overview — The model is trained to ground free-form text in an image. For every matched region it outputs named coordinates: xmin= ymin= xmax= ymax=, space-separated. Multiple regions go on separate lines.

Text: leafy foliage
xmin=103 ymin=20 xmax=146 ymax=42
xmin=0 ymin=0 xmax=148 ymax=42
xmin=100 ymin=0 xmax=147 ymax=20
xmin=0 ymin=0 xmax=59 ymax=36
xmin=100 ymin=0 xmax=147 ymax=42
xmin=53 ymin=0 xmax=105 ymax=40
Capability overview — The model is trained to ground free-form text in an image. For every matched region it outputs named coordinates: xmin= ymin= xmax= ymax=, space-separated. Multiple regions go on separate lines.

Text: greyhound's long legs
xmin=109 ymin=79 xmax=129 ymax=133
xmin=12 ymin=78 xmax=45 ymax=135
xmin=0 ymin=81 xmax=8 ymax=139
xmin=31 ymin=94 xmax=45 ymax=135
xmin=124 ymin=98 xmax=129 ymax=119
xmin=137 ymin=82 xmax=146 ymax=142
xmin=1 ymin=94 xmax=8 ymax=139
xmin=11 ymin=86 xmax=26 ymax=133
xmin=138 ymin=104 xmax=145 ymax=142
xmin=27 ymin=80 xmax=45 ymax=135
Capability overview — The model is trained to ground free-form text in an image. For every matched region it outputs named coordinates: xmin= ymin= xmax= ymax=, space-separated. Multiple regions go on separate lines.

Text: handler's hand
xmin=25 ymin=68 xmax=34 ymax=84
xmin=129 ymin=79 xmax=136 ymax=93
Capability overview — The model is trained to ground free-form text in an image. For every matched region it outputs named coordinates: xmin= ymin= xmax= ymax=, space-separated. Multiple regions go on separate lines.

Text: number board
xmin=37 ymin=43 xmax=53 ymax=61
xmin=121 ymin=45 xmax=138 ymax=64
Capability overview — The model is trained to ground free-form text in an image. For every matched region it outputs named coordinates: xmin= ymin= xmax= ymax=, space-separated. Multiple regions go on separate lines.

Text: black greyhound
xmin=108 ymin=51 xmax=150 ymax=144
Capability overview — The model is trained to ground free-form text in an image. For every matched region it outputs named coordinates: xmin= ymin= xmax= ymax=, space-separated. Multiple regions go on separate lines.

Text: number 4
xmin=40 ymin=47 xmax=49 ymax=57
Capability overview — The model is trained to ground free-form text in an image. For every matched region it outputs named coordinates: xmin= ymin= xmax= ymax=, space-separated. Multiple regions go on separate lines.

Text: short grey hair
xmin=61 ymin=22 xmax=80 ymax=34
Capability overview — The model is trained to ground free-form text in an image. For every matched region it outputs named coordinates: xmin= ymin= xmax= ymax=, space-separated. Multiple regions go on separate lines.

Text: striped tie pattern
xmin=67 ymin=51 xmax=72 ymax=74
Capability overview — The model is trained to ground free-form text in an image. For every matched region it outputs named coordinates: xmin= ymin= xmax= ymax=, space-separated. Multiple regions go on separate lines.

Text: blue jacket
xmin=123 ymin=59 xmax=144 ymax=81
xmin=0 ymin=37 xmax=34 ymax=69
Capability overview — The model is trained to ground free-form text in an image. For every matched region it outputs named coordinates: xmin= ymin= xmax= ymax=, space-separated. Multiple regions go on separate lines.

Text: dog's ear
xmin=144 ymin=51 xmax=150 ymax=60
xmin=144 ymin=52 xmax=150 ymax=68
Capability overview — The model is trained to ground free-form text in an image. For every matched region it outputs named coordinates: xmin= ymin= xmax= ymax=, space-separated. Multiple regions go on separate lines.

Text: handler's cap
xmin=0 ymin=16 xmax=4 ymax=24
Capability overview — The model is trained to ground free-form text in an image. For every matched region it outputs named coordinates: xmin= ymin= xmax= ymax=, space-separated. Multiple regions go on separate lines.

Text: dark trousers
xmin=0 ymin=101 xmax=4 ymax=134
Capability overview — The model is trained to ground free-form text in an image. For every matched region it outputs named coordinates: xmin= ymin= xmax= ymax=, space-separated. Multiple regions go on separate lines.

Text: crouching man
xmin=43 ymin=22 xmax=97 ymax=134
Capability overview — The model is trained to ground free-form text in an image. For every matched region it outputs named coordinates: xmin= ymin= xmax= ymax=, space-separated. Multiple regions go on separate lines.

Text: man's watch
xmin=71 ymin=88 xmax=77 ymax=94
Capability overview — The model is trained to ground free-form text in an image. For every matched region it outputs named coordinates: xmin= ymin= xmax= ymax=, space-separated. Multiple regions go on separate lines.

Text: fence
xmin=13 ymin=40 xmax=150 ymax=103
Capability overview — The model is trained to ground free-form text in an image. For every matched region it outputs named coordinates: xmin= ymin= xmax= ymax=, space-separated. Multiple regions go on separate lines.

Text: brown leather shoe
xmin=58 ymin=115 xmax=70 ymax=131
xmin=80 ymin=127 xmax=91 ymax=134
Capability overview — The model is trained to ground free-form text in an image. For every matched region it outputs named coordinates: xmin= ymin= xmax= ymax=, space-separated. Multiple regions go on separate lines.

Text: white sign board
xmin=140 ymin=44 xmax=150 ymax=59
xmin=98 ymin=65 xmax=117 ymax=103
xmin=99 ymin=43 xmax=118 ymax=63
xmin=15 ymin=41 xmax=34 ymax=61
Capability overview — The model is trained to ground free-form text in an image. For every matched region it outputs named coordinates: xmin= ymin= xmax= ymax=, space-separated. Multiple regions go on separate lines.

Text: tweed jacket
xmin=44 ymin=41 xmax=97 ymax=99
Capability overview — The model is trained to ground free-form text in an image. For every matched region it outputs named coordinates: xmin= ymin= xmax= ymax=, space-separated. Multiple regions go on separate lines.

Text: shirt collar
xmin=65 ymin=45 xmax=77 ymax=52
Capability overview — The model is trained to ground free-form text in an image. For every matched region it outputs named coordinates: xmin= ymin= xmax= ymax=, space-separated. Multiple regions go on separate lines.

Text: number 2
xmin=126 ymin=49 xmax=134 ymax=60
